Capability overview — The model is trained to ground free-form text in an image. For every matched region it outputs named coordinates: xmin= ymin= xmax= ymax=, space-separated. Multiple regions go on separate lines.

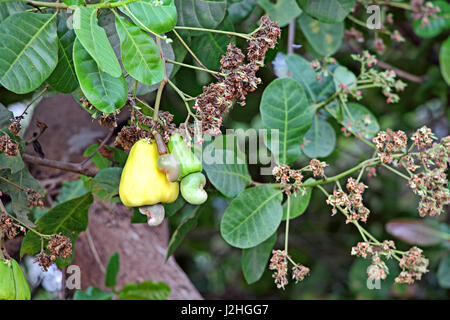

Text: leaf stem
xmin=285 ymin=196 xmax=290 ymax=254
xmin=174 ymin=26 xmax=253 ymax=40
xmin=165 ymin=58 xmax=226 ymax=77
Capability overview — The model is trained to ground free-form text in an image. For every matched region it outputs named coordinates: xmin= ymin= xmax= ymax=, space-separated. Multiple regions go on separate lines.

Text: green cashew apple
xmin=168 ymin=133 xmax=202 ymax=181
xmin=0 ymin=258 xmax=31 ymax=300
xmin=180 ymin=172 xmax=208 ymax=205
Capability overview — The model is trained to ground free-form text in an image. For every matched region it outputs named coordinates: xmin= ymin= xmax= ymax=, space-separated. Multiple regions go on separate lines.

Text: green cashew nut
xmin=168 ymin=133 xmax=202 ymax=181
xmin=157 ymin=153 xmax=181 ymax=182
xmin=139 ymin=204 xmax=165 ymax=226
xmin=180 ymin=172 xmax=208 ymax=205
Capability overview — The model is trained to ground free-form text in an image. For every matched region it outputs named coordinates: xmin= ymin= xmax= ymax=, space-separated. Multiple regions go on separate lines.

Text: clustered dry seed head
xmin=34 ymin=233 xmax=72 ymax=272
xmin=269 ymin=249 xmax=309 ymax=289
xmin=326 ymin=178 xmax=370 ymax=223
xmin=97 ymin=113 xmax=118 ymax=128
xmin=0 ymin=133 xmax=19 ymax=156
xmin=194 ymin=16 xmax=280 ymax=136
xmin=373 ymin=129 xmax=408 ymax=164
xmin=0 ymin=213 xmax=20 ymax=240
xmin=115 ymin=125 xmax=150 ymax=151
xmin=26 ymin=188 xmax=44 ymax=209
xmin=8 ymin=117 xmax=22 ymax=136
xmin=309 ymin=159 xmax=327 ymax=178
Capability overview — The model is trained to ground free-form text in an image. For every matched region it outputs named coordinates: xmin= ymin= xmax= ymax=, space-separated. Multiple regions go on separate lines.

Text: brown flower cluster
xmin=411 ymin=0 xmax=441 ymax=26
xmin=395 ymin=247 xmax=429 ymax=284
xmin=0 ymin=213 xmax=19 ymax=240
xmin=411 ymin=125 xmax=435 ymax=149
xmin=34 ymin=233 xmax=72 ymax=272
xmin=269 ymin=249 xmax=309 ymax=289
xmin=326 ymin=178 xmax=370 ymax=223
xmin=26 ymin=188 xmax=44 ymax=209
xmin=351 ymin=240 xmax=396 ymax=281
xmin=8 ymin=117 xmax=21 ymax=136
xmin=272 ymin=165 xmax=305 ymax=196
xmin=97 ymin=113 xmax=118 ymax=128
xmin=137 ymin=110 xmax=176 ymax=144
xmin=194 ymin=16 xmax=280 ymax=136
xmin=372 ymin=129 xmax=407 ymax=164
xmin=114 ymin=125 xmax=150 ymax=151
xmin=309 ymin=159 xmax=327 ymax=178
xmin=0 ymin=133 xmax=19 ymax=156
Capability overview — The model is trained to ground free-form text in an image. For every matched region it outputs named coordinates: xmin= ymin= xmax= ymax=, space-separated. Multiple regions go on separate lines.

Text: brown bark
xmin=25 ymin=94 xmax=202 ymax=300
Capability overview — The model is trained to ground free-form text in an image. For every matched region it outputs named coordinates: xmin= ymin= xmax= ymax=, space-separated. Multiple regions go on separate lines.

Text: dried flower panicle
xmin=395 ymin=247 xmax=429 ymax=284
xmin=114 ymin=125 xmax=149 ymax=150
xmin=351 ymin=240 xmax=395 ymax=281
xmin=247 ymin=16 xmax=281 ymax=64
xmin=0 ymin=213 xmax=19 ymax=240
xmin=292 ymin=265 xmax=310 ymax=283
xmin=26 ymin=188 xmax=44 ymax=209
xmin=47 ymin=233 xmax=72 ymax=259
xmin=220 ymin=43 xmax=245 ymax=71
xmin=269 ymin=249 xmax=288 ymax=289
xmin=372 ymin=129 xmax=408 ymax=164
xmin=137 ymin=110 xmax=176 ymax=144
xmin=0 ymin=133 xmax=19 ymax=156
xmin=34 ymin=252 xmax=53 ymax=272
xmin=9 ymin=117 xmax=22 ymax=136
xmin=97 ymin=113 xmax=118 ymax=128
xmin=411 ymin=125 xmax=436 ymax=150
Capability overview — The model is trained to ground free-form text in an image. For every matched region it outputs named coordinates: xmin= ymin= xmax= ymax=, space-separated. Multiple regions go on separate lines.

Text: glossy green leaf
xmin=228 ymin=0 xmax=257 ymax=23
xmin=341 ymin=102 xmax=380 ymax=139
xmin=73 ymin=6 xmax=122 ymax=77
xmin=413 ymin=1 xmax=450 ymax=38
xmin=120 ymin=0 xmax=177 ymax=34
xmin=73 ymin=287 xmax=114 ymax=300
xmin=0 ymin=1 xmax=26 ymax=22
xmin=302 ymin=117 xmax=336 ymax=158
xmin=282 ymin=178 xmax=313 ymax=220
xmin=175 ymin=0 xmax=227 ymax=32
xmin=333 ymin=65 xmax=356 ymax=89
xmin=437 ymin=253 xmax=450 ymax=289
xmin=47 ymin=16 xmax=78 ymax=93
xmin=118 ymin=281 xmax=170 ymax=300
xmin=203 ymin=149 xmax=252 ymax=198
xmin=56 ymin=179 xmax=88 ymax=203
xmin=0 ymin=103 xmax=13 ymax=127
xmin=190 ymin=18 xmax=234 ymax=70
xmin=221 ymin=185 xmax=283 ymax=249
xmin=105 ymin=252 xmax=120 ymax=288
xmin=73 ymin=39 xmax=128 ymax=113
xmin=0 ymin=12 xmax=58 ymax=94
xmin=242 ymin=232 xmax=277 ymax=284
xmin=297 ymin=0 xmax=355 ymax=23
xmin=260 ymin=77 xmax=313 ymax=164
xmin=166 ymin=206 xmax=202 ymax=259
xmin=115 ymin=14 xmax=164 ymax=87
xmin=0 ymin=153 xmax=25 ymax=173
xmin=440 ymin=36 xmax=450 ymax=86
xmin=20 ymin=193 xmax=93 ymax=268
xmin=299 ymin=13 xmax=344 ymax=56
xmin=285 ymin=53 xmax=335 ymax=103
xmin=258 ymin=0 xmax=302 ymax=27
xmin=62 ymin=0 xmax=85 ymax=5
xmin=91 ymin=167 xmax=122 ymax=201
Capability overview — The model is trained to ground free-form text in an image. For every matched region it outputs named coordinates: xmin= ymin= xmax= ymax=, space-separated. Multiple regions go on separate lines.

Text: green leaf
xmin=166 ymin=206 xmax=202 ymax=260
xmin=220 ymin=185 xmax=283 ymax=249
xmin=413 ymin=1 xmax=450 ymax=38
xmin=258 ymin=0 xmax=302 ymax=27
xmin=105 ymin=252 xmax=120 ymax=288
xmin=73 ymin=287 xmax=114 ymax=300
xmin=299 ymin=13 xmax=343 ymax=56
xmin=62 ymin=0 xmax=85 ymax=5
xmin=437 ymin=253 xmax=450 ymax=289
xmin=91 ymin=167 xmax=122 ymax=202
xmin=241 ymin=232 xmax=276 ymax=284
xmin=73 ymin=39 xmax=128 ymax=113
xmin=165 ymin=196 xmax=185 ymax=218
xmin=0 ymin=103 xmax=13 ymax=127
xmin=56 ymin=179 xmax=88 ymax=203
xmin=302 ymin=117 xmax=336 ymax=158
xmin=20 ymin=193 xmax=93 ymax=268
xmin=190 ymin=18 xmax=234 ymax=70
xmin=0 ymin=153 xmax=25 ymax=173
xmin=0 ymin=1 xmax=26 ymax=22
xmin=285 ymin=53 xmax=335 ymax=103
xmin=440 ymin=36 xmax=450 ymax=86
xmin=115 ymin=14 xmax=164 ymax=87
xmin=0 ymin=12 xmax=58 ymax=94
xmin=175 ymin=0 xmax=227 ymax=33
xmin=341 ymin=102 xmax=380 ymax=139
xmin=73 ymin=7 xmax=122 ymax=77
xmin=120 ymin=0 xmax=177 ymax=34
xmin=228 ymin=0 xmax=257 ymax=23
xmin=203 ymin=149 xmax=252 ymax=198
xmin=118 ymin=281 xmax=170 ymax=300
xmin=333 ymin=65 xmax=356 ymax=89
xmin=282 ymin=179 xmax=313 ymax=220
xmin=260 ymin=77 xmax=313 ymax=164
xmin=297 ymin=0 xmax=355 ymax=23
xmin=47 ymin=15 xmax=79 ymax=94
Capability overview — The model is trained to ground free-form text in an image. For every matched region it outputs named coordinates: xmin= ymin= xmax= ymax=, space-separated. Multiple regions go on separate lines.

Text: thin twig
xmin=80 ymin=129 xmax=114 ymax=167
xmin=85 ymin=228 xmax=106 ymax=274
xmin=22 ymin=154 xmax=97 ymax=176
